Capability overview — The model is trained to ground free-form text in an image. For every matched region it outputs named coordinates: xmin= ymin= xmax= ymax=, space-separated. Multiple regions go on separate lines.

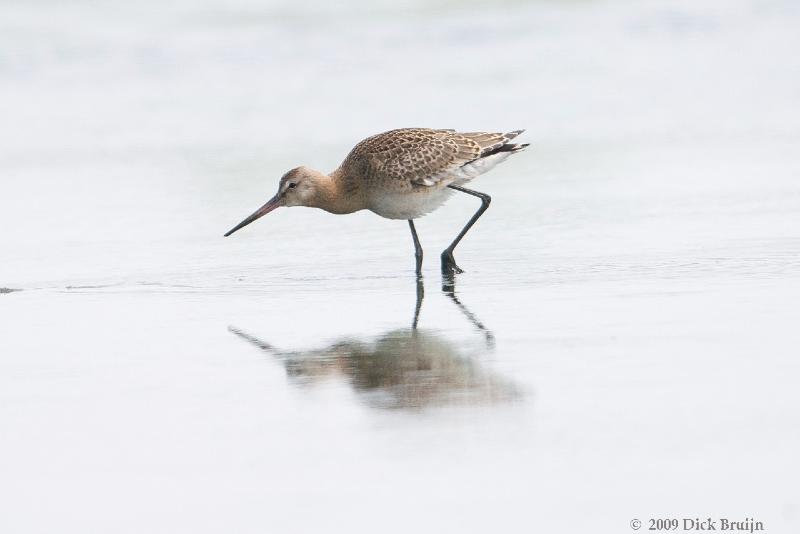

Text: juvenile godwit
xmin=224 ymin=128 xmax=529 ymax=274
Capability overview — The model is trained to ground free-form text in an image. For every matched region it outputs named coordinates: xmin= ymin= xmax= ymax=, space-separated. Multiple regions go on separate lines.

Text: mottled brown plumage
xmin=334 ymin=128 xmax=525 ymax=189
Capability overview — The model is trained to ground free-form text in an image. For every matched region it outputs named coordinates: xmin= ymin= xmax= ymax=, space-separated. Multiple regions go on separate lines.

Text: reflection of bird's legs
xmin=441 ymin=280 xmax=494 ymax=348
xmin=412 ymin=275 xmax=424 ymax=330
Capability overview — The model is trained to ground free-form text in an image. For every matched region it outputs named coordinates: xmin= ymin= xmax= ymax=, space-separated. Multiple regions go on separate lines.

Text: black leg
xmin=408 ymin=219 xmax=423 ymax=275
xmin=441 ymin=184 xmax=491 ymax=275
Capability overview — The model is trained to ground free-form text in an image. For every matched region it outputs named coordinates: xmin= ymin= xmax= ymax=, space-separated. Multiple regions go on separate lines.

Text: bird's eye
xmin=288 ymin=182 xmax=297 ymax=189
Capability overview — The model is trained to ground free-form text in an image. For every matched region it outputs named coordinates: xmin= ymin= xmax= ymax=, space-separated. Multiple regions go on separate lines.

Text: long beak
xmin=224 ymin=194 xmax=281 ymax=237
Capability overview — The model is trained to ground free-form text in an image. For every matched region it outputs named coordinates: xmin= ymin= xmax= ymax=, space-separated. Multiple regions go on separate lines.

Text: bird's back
xmin=335 ymin=128 xmax=526 ymax=187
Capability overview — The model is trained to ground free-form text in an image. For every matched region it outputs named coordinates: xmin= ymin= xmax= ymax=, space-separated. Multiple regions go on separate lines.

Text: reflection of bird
xmin=224 ymin=128 xmax=529 ymax=275
xmin=229 ymin=326 xmax=520 ymax=410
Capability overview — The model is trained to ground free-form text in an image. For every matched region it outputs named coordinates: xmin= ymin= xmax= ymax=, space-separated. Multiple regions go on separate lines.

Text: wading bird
xmin=224 ymin=128 xmax=528 ymax=274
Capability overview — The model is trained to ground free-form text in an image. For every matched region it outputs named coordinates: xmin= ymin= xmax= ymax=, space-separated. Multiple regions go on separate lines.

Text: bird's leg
xmin=441 ymin=185 xmax=492 ymax=275
xmin=408 ymin=220 xmax=425 ymax=328
xmin=408 ymin=219 xmax=423 ymax=275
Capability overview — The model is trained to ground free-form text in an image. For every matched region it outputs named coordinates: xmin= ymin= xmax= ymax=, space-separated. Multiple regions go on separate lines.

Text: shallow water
xmin=2 ymin=0 xmax=799 ymax=532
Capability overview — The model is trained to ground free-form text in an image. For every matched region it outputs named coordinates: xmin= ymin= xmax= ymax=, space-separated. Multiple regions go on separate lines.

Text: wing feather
xmin=337 ymin=128 xmax=525 ymax=189
xmin=339 ymin=128 xmax=481 ymax=188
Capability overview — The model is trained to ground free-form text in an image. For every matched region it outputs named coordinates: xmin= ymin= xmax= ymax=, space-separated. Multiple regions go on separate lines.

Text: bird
xmin=224 ymin=128 xmax=529 ymax=275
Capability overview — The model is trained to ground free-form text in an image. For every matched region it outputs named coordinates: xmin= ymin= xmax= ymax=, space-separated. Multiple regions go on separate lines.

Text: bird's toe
xmin=440 ymin=252 xmax=464 ymax=275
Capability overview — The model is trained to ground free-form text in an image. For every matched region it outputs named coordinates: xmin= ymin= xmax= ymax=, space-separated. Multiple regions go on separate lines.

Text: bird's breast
xmin=367 ymin=187 xmax=455 ymax=220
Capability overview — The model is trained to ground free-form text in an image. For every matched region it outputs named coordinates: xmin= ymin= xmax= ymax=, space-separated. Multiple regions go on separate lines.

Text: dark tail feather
xmin=480 ymin=130 xmax=529 ymax=158
xmin=493 ymin=142 xmax=529 ymax=153
xmin=480 ymin=130 xmax=530 ymax=158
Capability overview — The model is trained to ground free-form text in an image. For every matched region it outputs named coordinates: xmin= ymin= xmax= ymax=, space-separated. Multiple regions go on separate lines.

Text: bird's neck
xmin=309 ymin=169 xmax=364 ymax=215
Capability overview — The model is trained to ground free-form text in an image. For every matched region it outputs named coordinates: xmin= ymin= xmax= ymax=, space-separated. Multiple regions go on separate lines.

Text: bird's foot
xmin=440 ymin=251 xmax=464 ymax=275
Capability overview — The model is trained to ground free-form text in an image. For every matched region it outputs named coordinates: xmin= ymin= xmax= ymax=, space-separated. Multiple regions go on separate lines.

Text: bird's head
xmin=278 ymin=166 xmax=320 ymax=207
xmin=224 ymin=166 xmax=325 ymax=237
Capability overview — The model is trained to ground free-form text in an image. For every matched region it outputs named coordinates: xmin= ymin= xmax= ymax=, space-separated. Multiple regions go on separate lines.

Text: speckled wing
xmin=340 ymin=128 xmax=483 ymax=188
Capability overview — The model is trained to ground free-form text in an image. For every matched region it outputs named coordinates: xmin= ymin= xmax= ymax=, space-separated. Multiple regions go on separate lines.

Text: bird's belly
xmin=368 ymin=188 xmax=455 ymax=220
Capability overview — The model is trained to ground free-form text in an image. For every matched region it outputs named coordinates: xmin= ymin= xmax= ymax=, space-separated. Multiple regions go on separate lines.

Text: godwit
xmin=224 ymin=128 xmax=529 ymax=274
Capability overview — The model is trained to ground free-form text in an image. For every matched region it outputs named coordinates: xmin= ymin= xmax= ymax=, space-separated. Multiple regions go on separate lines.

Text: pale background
xmin=1 ymin=0 xmax=799 ymax=532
